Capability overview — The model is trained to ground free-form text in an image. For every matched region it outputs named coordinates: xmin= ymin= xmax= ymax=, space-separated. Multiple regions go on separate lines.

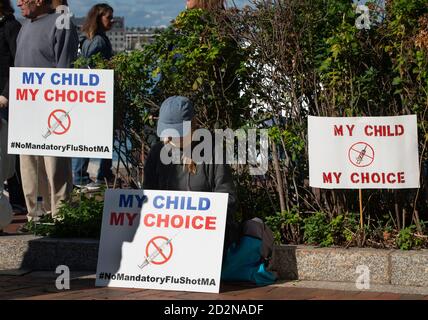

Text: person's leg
xmin=96 ymin=158 xmax=114 ymax=183
xmin=7 ymin=156 xmax=27 ymax=210
xmin=44 ymin=156 xmax=73 ymax=218
xmin=20 ymin=155 xmax=50 ymax=218
xmin=72 ymin=157 xmax=91 ymax=186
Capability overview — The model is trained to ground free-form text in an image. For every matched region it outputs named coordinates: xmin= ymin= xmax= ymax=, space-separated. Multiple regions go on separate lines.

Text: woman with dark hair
xmin=0 ymin=0 xmax=26 ymax=232
xmin=81 ymin=3 xmax=114 ymax=60
xmin=73 ymin=3 xmax=115 ymax=191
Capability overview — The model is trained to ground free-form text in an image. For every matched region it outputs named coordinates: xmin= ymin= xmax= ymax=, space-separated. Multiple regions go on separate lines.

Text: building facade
xmin=125 ymin=28 xmax=157 ymax=51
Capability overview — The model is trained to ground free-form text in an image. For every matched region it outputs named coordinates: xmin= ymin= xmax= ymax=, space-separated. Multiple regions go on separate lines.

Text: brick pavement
xmin=0 ymin=273 xmax=427 ymax=300
xmin=3 ymin=211 xmax=27 ymax=234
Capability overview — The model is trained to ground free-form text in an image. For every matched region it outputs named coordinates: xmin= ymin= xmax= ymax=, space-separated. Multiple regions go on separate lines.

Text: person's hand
xmin=0 ymin=96 xmax=8 ymax=108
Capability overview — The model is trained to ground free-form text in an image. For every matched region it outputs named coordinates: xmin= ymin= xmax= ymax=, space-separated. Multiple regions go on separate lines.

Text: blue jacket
xmin=81 ymin=32 xmax=113 ymax=60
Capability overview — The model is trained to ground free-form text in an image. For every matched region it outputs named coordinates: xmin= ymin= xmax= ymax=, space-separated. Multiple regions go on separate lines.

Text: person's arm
xmin=1 ymin=20 xmax=21 ymax=99
xmin=143 ymin=143 xmax=162 ymax=190
xmin=54 ymin=20 xmax=79 ymax=68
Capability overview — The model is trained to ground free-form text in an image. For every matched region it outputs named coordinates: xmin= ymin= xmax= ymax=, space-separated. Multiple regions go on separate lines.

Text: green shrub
xmin=302 ymin=212 xmax=360 ymax=247
xmin=303 ymin=212 xmax=333 ymax=247
xmin=25 ymin=193 xmax=104 ymax=239
xmin=265 ymin=207 xmax=302 ymax=244
xmin=396 ymin=225 xmax=424 ymax=250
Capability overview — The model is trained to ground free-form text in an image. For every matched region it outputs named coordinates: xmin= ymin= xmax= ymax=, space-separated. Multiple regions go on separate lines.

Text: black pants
xmin=6 ymin=156 xmax=26 ymax=207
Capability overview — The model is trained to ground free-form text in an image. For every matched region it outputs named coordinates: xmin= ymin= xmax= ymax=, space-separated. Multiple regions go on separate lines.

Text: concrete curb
xmin=0 ymin=235 xmax=98 ymax=271
xmin=1 ymin=236 xmax=427 ymax=287
xmin=271 ymin=245 xmax=428 ymax=288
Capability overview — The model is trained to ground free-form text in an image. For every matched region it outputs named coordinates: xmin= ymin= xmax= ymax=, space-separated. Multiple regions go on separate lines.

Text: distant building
xmin=72 ymin=16 xmax=126 ymax=53
xmin=125 ymin=28 xmax=158 ymax=51
xmin=108 ymin=17 xmax=126 ymax=53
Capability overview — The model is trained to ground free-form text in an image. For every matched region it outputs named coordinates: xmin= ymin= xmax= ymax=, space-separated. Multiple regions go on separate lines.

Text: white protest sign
xmin=8 ymin=67 xmax=114 ymax=158
xmin=96 ymin=189 xmax=229 ymax=294
xmin=308 ymin=115 xmax=420 ymax=189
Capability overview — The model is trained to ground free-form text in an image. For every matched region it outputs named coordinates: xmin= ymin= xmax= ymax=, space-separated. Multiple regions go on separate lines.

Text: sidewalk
xmin=1 ymin=272 xmax=427 ymax=300
xmin=3 ymin=211 xmax=27 ymax=234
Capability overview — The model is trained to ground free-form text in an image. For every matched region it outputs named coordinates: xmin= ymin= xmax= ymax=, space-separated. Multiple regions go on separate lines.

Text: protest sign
xmin=8 ymin=67 xmax=114 ymax=158
xmin=308 ymin=115 xmax=420 ymax=189
xmin=96 ymin=189 xmax=229 ymax=294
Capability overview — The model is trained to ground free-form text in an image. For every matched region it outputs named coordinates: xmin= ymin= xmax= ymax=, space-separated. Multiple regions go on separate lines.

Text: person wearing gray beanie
xmin=144 ymin=96 xmax=239 ymax=253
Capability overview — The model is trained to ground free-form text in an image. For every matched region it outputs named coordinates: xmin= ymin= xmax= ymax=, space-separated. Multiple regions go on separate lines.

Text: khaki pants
xmin=20 ymin=155 xmax=73 ymax=218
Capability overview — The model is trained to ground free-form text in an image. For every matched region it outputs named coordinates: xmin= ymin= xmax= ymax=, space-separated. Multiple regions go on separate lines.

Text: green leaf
xmin=392 ymin=77 xmax=402 ymax=86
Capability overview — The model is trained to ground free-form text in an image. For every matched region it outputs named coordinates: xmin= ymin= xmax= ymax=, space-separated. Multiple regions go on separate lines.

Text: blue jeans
xmin=72 ymin=158 xmax=113 ymax=185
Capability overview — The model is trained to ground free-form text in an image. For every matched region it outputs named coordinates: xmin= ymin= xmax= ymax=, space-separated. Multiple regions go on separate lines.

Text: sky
xmin=12 ymin=0 xmax=250 ymax=27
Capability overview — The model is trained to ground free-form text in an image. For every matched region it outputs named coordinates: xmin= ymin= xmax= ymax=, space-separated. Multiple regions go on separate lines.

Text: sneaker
xmin=74 ymin=178 xmax=93 ymax=188
xmin=85 ymin=182 xmax=101 ymax=191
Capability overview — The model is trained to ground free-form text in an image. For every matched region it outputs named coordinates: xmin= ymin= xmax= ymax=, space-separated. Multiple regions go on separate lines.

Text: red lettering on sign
xmin=334 ymin=125 xmax=343 ymax=136
xmin=144 ymin=213 xmax=155 ymax=227
xmin=16 ymin=89 xmax=27 ymax=100
xmin=346 ymin=125 xmax=355 ymax=136
xmin=110 ymin=212 xmax=125 ymax=226
xmin=110 ymin=212 xmax=139 ymax=226
xmin=205 ymin=216 xmax=217 ymax=230
xmin=44 ymin=89 xmax=107 ymax=104
xmin=364 ymin=125 xmax=404 ymax=137
xmin=361 ymin=172 xmax=370 ymax=183
xmin=323 ymin=172 xmax=342 ymax=184
xmin=126 ymin=213 xmax=138 ymax=226
xmin=171 ymin=215 xmax=184 ymax=228
xmin=157 ymin=214 xmax=170 ymax=228
xmin=192 ymin=216 xmax=204 ymax=230
xmin=350 ymin=172 xmax=406 ymax=184
xmin=16 ymin=88 xmax=39 ymax=101
xmin=141 ymin=213 xmax=217 ymax=231
xmin=372 ymin=173 xmax=380 ymax=183
xmin=334 ymin=125 xmax=355 ymax=136
xmin=323 ymin=172 xmax=332 ymax=183
xmin=387 ymin=173 xmax=396 ymax=184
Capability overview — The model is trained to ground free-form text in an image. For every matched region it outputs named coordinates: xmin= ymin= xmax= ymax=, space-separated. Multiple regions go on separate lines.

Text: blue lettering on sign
xmin=22 ymin=72 xmax=45 ymax=85
xmin=199 ymin=198 xmax=210 ymax=211
xmin=89 ymin=74 xmax=100 ymax=86
xmin=119 ymin=194 xmax=147 ymax=208
xmin=50 ymin=73 xmax=100 ymax=86
xmin=166 ymin=196 xmax=179 ymax=209
xmin=153 ymin=196 xmax=165 ymax=209
xmin=152 ymin=195 xmax=211 ymax=211
xmin=187 ymin=197 xmax=197 ymax=210
xmin=51 ymin=73 xmax=61 ymax=85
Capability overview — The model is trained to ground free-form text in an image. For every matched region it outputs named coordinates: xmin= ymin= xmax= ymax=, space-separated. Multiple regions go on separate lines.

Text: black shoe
xmin=16 ymin=225 xmax=31 ymax=234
